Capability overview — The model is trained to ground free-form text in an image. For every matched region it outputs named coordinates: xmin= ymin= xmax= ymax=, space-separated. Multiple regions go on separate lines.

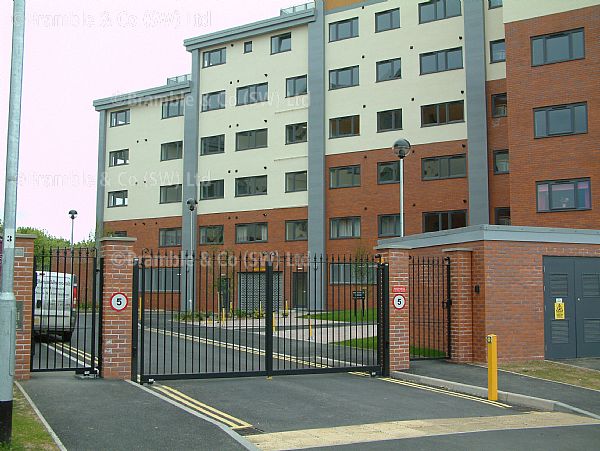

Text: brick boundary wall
xmin=14 ymin=235 xmax=35 ymax=381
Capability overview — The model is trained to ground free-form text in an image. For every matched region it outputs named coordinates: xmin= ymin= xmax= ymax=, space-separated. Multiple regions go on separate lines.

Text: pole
xmin=1 ymin=0 xmax=26 ymax=444
xmin=399 ymin=158 xmax=404 ymax=237
xmin=487 ymin=334 xmax=498 ymax=401
xmin=70 ymin=218 xmax=74 ymax=249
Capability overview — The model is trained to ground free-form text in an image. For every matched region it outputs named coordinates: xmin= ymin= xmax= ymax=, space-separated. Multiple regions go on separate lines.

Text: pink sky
xmin=0 ymin=0 xmax=295 ymax=242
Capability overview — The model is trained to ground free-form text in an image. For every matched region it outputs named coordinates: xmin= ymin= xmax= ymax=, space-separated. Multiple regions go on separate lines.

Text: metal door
xmin=574 ymin=258 xmax=600 ymax=357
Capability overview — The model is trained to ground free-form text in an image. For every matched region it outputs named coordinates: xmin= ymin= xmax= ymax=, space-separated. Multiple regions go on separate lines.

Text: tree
xmin=16 ymin=227 xmax=94 ymax=255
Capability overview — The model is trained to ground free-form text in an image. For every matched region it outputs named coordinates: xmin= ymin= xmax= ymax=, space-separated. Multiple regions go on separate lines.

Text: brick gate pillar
xmin=14 ymin=235 xmax=36 ymax=381
xmin=99 ymin=237 xmax=136 ymax=380
xmin=443 ymin=248 xmax=474 ymax=363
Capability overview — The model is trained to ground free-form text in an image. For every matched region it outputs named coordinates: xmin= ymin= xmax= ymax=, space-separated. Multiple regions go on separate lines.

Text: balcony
xmin=167 ymin=74 xmax=191 ymax=85
xmin=280 ymin=2 xmax=315 ymax=15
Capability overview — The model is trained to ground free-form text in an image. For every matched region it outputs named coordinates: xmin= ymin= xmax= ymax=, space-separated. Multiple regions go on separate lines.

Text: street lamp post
xmin=392 ymin=139 xmax=412 ymax=238
xmin=69 ymin=210 xmax=78 ymax=249
xmin=185 ymin=199 xmax=198 ymax=313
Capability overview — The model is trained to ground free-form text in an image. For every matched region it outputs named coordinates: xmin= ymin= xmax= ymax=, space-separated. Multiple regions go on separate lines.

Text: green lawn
xmin=335 ymin=336 xmax=447 ymax=358
xmin=303 ymin=308 xmax=377 ymax=322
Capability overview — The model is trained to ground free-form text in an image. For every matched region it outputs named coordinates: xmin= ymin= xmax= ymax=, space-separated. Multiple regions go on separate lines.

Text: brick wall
xmin=14 ymin=236 xmax=35 ymax=381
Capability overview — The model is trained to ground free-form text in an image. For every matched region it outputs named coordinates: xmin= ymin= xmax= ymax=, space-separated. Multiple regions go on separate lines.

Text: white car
xmin=33 ymin=271 xmax=77 ymax=342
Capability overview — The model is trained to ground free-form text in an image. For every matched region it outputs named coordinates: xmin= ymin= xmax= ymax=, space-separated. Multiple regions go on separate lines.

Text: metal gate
xmin=409 ymin=256 xmax=451 ymax=360
xmin=132 ymin=253 xmax=389 ymax=383
xmin=31 ymin=248 xmax=101 ymax=375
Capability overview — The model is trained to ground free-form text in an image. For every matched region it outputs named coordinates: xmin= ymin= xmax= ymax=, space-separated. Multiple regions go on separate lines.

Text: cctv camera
xmin=186 ymin=198 xmax=198 ymax=211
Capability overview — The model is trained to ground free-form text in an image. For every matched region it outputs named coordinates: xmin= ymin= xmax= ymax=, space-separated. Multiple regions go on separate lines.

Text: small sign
xmin=554 ymin=299 xmax=565 ymax=320
xmin=110 ymin=292 xmax=129 ymax=312
xmin=392 ymin=286 xmax=407 ymax=294
xmin=353 ymin=290 xmax=366 ymax=300
xmin=393 ymin=294 xmax=406 ymax=310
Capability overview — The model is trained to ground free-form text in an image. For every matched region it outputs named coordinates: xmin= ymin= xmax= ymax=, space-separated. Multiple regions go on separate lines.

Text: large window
xmin=423 ymin=210 xmax=467 ymax=232
xmin=330 ymin=217 xmax=361 ymax=239
xmin=330 ymin=166 xmax=361 ymax=189
xmin=286 ymin=123 xmax=307 ymax=144
xmin=162 ymin=99 xmax=184 ymax=119
xmin=235 ymin=175 xmax=267 ymax=197
xmin=200 ymin=135 xmax=225 ymax=155
xmin=160 ymin=185 xmax=182 ymax=204
xmin=109 ymin=149 xmax=129 ymax=167
xmin=110 ymin=109 xmax=130 ymax=127
xmin=199 ymin=180 xmax=224 ymax=200
xmin=202 ymin=91 xmax=225 ymax=112
xmin=141 ymin=267 xmax=181 ymax=292
xmin=492 ymin=93 xmax=507 ymax=117
xmin=203 ymin=47 xmax=226 ymax=67
xmin=377 ymin=109 xmax=402 ymax=132
xmin=330 ymin=262 xmax=377 ymax=285
xmin=286 ymin=75 xmax=307 ymax=97
xmin=534 ymin=103 xmax=587 ymax=138
xmin=493 ymin=150 xmax=509 ymax=174
xmin=419 ymin=0 xmax=461 ymax=24
xmin=200 ymin=225 xmax=224 ymax=245
xmin=236 ymin=223 xmax=267 ymax=244
xmin=375 ymin=8 xmax=400 ymax=33
xmin=422 ymin=155 xmax=466 ymax=180
xmin=286 ymin=220 xmax=308 ymax=241
xmin=537 ymin=179 xmax=591 ymax=212
xmin=378 ymin=161 xmax=400 ymax=184
xmin=237 ymin=83 xmax=268 ymax=106
xmin=532 ymin=29 xmax=584 ymax=66
xmin=159 ymin=228 xmax=182 ymax=247
xmin=378 ymin=214 xmax=401 ymax=237
xmin=495 ymin=207 xmax=511 ymax=225
xmin=420 ymin=47 xmax=463 ymax=74
xmin=421 ymin=101 xmax=464 ymax=126
xmin=271 ymin=32 xmax=291 ymax=54
xmin=108 ymin=190 xmax=128 ymax=208
xmin=161 ymin=141 xmax=183 ymax=161
xmin=236 ymin=129 xmax=268 ymax=151
xmin=376 ymin=58 xmax=401 ymax=82
xmin=490 ymin=39 xmax=506 ymax=63
xmin=329 ymin=66 xmax=359 ymax=90
xmin=329 ymin=17 xmax=359 ymax=42
xmin=489 ymin=0 xmax=502 ymax=8
xmin=330 ymin=115 xmax=360 ymax=138
xmin=286 ymin=171 xmax=307 ymax=193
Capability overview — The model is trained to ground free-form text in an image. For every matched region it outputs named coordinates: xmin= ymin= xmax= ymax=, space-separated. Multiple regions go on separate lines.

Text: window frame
xmin=329 ymin=115 xmax=360 ymax=139
xmin=107 ymin=190 xmax=128 ymax=208
xmin=491 ymin=93 xmax=508 ymax=118
xmin=329 ymin=165 xmax=361 ymax=189
xmin=490 ymin=39 xmax=506 ymax=63
xmin=110 ymin=109 xmax=130 ymax=127
xmin=531 ymin=28 xmax=585 ymax=67
xmin=330 ymin=216 xmax=361 ymax=240
xmin=377 ymin=161 xmax=400 ymax=185
xmin=421 ymin=100 xmax=465 ymax=127
xmin=199 ymin=179 xmax=225 ymax=201
xmin=286 ymin=122 xmax=308 ymax=145
xmin=488 ymin=0 xmax=502 ymax=9
xmin=235 ymin=175 xmax=268 ymax=197
xmin=160 ymin=141 xmax=183 ymax=161
xmin=235 ymin=128 xmax=268 ymax=151
xmin=286 ymin=75 xmax=308 ymax=97
xmin=422 ymin=210 xmax=468 ymax=233
xmin=200 ymin=135 xmax=225 ymax=156
xmin=377 ymin=108 xmax=403 ymax=133
xmin=493 ymin=150 xmax=509 ymax=175
xmin=421 ymin=154 xmax=467 ymax=181
xmin=378 ymin=214 xmax=401 ymax=238
xmin=285 ymin=171 xmax=308 ymax=193
xmin=534 ymin=102 xmax=588 ymax=138
xmin=376 ymin=58 xmax=402 ymax=82
xmin=159 ymin=228 xmax=182 ymax=248
xmin=285 ymin=220 xmax=308 ymax=242
xmin=329 ymin=17 xmax=359 ymax=42
xmin=375 ymin=8 xmax=400 ymax=33
xmin=494 ymin=207 xmax=511 ymax=225
xmin=235 ymin=223 xmax=268 ymax=244
xmin=236 ymin=82 xmax=269 ymax=106
xmin=201 ymin=90 xmax=226 ymax=112
xmin=159 ymin=184 xmax=183 ymax=204
xmin=244 ymin=41 xmax=253 ymax=54
xmin=271 ymin=32 xmax=292 ymax=54
xmin=419 ymin=0 xmax=462 ymax=24
xmin=329 ymin=65 xmax=360 ymax=90
xmin=419 ymin=47 xmax=463 ymax=75
xmin=161 ymin=99 xmax=184 ymax=119
xmin=202 ymin=47 xmax=226 ymax=68
xmin=108 ymin=149 xmax=129 ymax=167
xmin=536 ymin=178 xmax=591 ymax=213
xmin=199 ymin=225 xmax=224 ymax=245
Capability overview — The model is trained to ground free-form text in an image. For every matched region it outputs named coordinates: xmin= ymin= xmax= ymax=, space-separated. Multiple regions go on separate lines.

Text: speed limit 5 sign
xmin=110 ymin=292 xmax=129 ymax=312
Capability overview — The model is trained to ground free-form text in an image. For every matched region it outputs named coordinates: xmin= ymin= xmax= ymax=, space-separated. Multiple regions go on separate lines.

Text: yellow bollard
xmin=221 ymin=308 xmax=226 ymax=324
xmin=487 ymin=334 xmax=498 ymax=401
xmin=309 ymin=318 xmax=313 ymax=340
xmin=138 ymin=298 xmax=142 ymax=321
xmin=285 ymin=300 xmax=289 ymax=316
xmin=273 ymin=312 xmax=276 ymax=333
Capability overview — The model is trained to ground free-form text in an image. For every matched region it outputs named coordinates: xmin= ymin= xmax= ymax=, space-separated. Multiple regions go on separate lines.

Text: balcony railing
xmin=167 ymin=74 xmax=191 ymax=85
xmin=280 ymin=2 xmax=315 ymax=15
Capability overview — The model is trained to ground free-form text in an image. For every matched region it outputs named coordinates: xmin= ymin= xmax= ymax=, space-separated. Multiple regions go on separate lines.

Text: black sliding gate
xmin=132 ymin=253 xmax=389 ymax=383
xmin=31 ymin=248 xmax=101 ymax=375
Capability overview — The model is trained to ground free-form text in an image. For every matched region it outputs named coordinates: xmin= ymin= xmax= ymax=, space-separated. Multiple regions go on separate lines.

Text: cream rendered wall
xmin=484 ymin=3 xmax=506 ymax=81
xmin=197 ymin=25 xmax=310 ymax=215
xmin=503 ymin=0 xmax=600 ymax=23
xmin=325 ymin=0 xmax=467 ymax=155
xmin=104 ymin=98 xmax=185 ymax=221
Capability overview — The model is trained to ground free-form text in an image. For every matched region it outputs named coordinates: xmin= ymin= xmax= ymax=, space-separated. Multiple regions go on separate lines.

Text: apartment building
xmin=93 ymin=0 xmax=599 ymax=258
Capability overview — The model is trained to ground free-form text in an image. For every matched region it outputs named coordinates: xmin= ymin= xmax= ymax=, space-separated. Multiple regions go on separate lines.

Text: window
xmin=330 ymin=262 xmax=377 ymax=285
xmin=142 ymin=267 xmax=182 ymax=292
xmin=330 ymin=115 xmax=360 ymax=138
xmin=161 ymin=141 xmax=183 ymax=161
xmin=537 ymin=179 xmax=591 ymax=212
xmin=112 ymin=231 xmax=128 ymax=238
xmin=534 ymin=103 xmax=587 ymax=138
xmin=110 ymin=109 xmax=130 ymax=127
xmin=329 ymin=66 xmax=359 ymax=90
xmin=489 ymin=0 xmax=502 ymax=8
xmin=532 ymin=29 xmax=584 ymax=66
xmin=330 ymin=166 xmax=361 ymax=189
xmin=286 ymin=220 xmax=308 ymax=241
xmin=160 ymin=185 xmax=182 ymax=204
xmin=286 ymin=75 xmax=307 ymax=97
xmin=495 ymin=207 xmax=511 ymax=225
xmin=493 ymin=150 xmax=509 ymax=174
xmin=286 ymin=123 xmax=307 ymax=144
xmin=271 ymin=33 xmax=291 ymax=54
xmin=235 ymin=175 xmax=267 ymax=197
xmin=377 ymin=109 xmax=402 ymax=132
xmin=329 ymin=17 xmax=359 ymax=42
xmin=200 ymin=225 xmax=224 ymax=245
xmin=203 ymin=47 xmax=226 ymax=67
xmin=421 ymin=101 xmax=464 ymax=126
xmin=419 ymin=0 xmax=461 ymax=24
xmin=108 ymin=190 xmax=128 ymax=207
xmin=492 ymin=93 xmax=507 ymax=117
xmin=330 ymin=217 xmax=361 ymax=239
xmin=162 ymin=99 xmax=184 ymax=119
xmin=244 ymin=41 xmax=252 ymax=53
xmin=109 ymin=149 xmax=129 ymax=167
xmin=286 ymin=171 xmax=307 ymax=193
xmin=200 ymin=135 xmax=225 ymax=155
xmin=376 ymin=58 xmax=402 ymax=82
xmin=420 ymin=47 xmax=463 ymax=74
xmin=237 ymin=83 xmax=268 ymax=106
xmin=236 ymin=129 xmax=268 ymax=151
xmin=199 ymin=180 xmax=224 ymax=200
xmin=236 ymin=223 xmax=267 ymax=243
xmin=202 ymin=91 xmax=225 ymax=112
xmin=422 ymin=155 xmax=467 ymax=180
xmin=378 ymin=214 xmax=401 ymax=237
xmin=159 ymin=228 xmax=182 ymax=247
xmin=490 ymin=39 xmax=506 ymax=63
xmin=375 ymin=8 xmax=400 ymax=32
xmin=378 ymin=161 xmax=400 ymax=184
xmin=423 ymin=210 xmax=467 ymax=232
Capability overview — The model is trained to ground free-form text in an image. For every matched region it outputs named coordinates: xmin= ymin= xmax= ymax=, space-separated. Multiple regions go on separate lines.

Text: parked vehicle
xmin=33 ymin=271 xmax=77 ymax=341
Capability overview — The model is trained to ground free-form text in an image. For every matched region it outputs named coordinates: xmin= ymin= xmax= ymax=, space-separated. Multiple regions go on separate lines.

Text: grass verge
xmin=500 ymin=360 xmax=600 ymax=391
xmin=303 ymin=308 xmax=377 ymax=322
xmin=334 ymin=337 xmax=446 ymax=358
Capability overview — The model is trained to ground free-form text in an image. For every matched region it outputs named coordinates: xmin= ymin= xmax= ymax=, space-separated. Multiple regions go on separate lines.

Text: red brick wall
xmin=14 ymin=236 xmax=35 ymax=381
xmin=505 ymin=6 xmax=600 ymax=229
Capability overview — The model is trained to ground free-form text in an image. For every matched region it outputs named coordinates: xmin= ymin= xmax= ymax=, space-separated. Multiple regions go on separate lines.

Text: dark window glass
xmin=286 ymin=75 xmax=307 ymax=97
xmin=419 ymin=0 xmax=461 ymax=24
xmin=235 ymin=175 xmax=267 ymax=197
xmin=286 ymin=220 xmax=308 ymax=241
xmin=330 ymin=217 xmax=361 ymax=239
xmin=161 ymin=141 xmax=183 ymax=161
xmin=286 ymin=171 xmax=307 ymax=192
xmin=286 ymin=123 xmax=308 ymax=144
xmin=236 ymin=223 xmax=267 ymax=243
xmin=110 ymin=109 xmax=130 ymax=127
xmin=532 ymin=29 xmax=585 ymax=66
xmin=199 ymin=180 xmax=224 ymax=200
xmin=490 ymin=39 xmax=506 ymax=63
xmin=329 ymin=66 xmax=360 ymax=90
xmin=423 ymin=210 xmax=467 ymax=232
xmin=236 ymin=129 xmax=268 ymax=151
xmin=237 ymin=83 xmax=268 ymax=106
xmin=244 ymin=41 xmax=252 ymax=53
xmin=200 ymin=226 xmax=224 ymax=245
xmin=108 ymin=190 xmax=128 ymax=207
xmin=493 ymin=150 xmax=509 ymax=174
xmin=200 ymin=135 xmax=225 ymax=155
xmin=378 ymin=214 xmax=401 ymax=237
xmin=330 ymin=262 xmax=377 ymax=285
xmin=422 ymin=155 xmax=466 ymax=180
xmin=203 ymin=48 xmax=226 ymax=67
xmin=112 ymin=231 xmax=128 ymax=238
xmin=202 ymin=91 xmax=225 ymax=111
xmin=109 ymin=149 xmax=129 ymax=166
xmin=534 ymin=103 xmax=587 ymax=138
xmin=421 ymin=101 xmax=464 ymax=126
xmin=492 ymin=93 xmax=507 ymax=117
xmin=377 ymin=109 xmax=402 ymax=132
xmin=489 ymin=0 xmax=502 ymax=8
xmin=159 ymin=228 xmax=182 ymax=247
xmin=537 ymin=179 xmax=591 ymax=212
xmin=329 ymin=17 xmax=359 ymax=42
xmin=376 ymin=58 xmax=402 ymax=82
xmin=495 ymin=207 xmax=511 ymax=225
xmin=375 ymin=8 xmax=400 ymax=33
xmin=330 ymin=166 xmax=361 ymax=188
xmin=159 ymin=185 xmax=182 ymax=204
xmin=330 ymin=115 xmax=360 ymax=138
xmin=271 ymin=33 xmax=291 ymax=54
xmin=378 ymin=161 xmax=400 ymax=184
xmin=420 ymin=47 xmax=463 ymax=74
xmin=162 ymin=99 xmax=184 ymax=119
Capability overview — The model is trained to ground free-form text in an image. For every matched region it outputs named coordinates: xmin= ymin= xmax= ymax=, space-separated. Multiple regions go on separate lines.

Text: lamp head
xmin=69 ymin=210 xmax=78 ymax=219
xmin=186 ymin=198 xmax=198 ymax=211
xmin=392 ymin=138 xmax=412 ymax=159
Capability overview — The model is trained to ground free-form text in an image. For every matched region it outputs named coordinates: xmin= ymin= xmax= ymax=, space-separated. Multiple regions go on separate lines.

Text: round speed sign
xmin=110 ymin=292 xmax=129 ymax=312
xmin=393 ymin=294 xmax=406 ymax=310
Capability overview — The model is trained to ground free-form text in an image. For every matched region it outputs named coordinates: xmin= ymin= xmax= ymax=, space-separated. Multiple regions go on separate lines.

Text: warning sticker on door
xmin=554 ymin=300 xmax=565 ymax=320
